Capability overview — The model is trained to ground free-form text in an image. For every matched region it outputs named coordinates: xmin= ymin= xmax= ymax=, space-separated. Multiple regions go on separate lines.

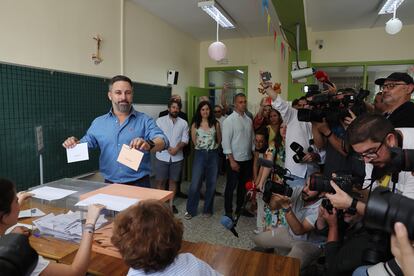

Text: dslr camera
xmin=290 ymin=140 xmax=314 ymax=163
xmin=258 ymin=157 xmax=293 ymax=204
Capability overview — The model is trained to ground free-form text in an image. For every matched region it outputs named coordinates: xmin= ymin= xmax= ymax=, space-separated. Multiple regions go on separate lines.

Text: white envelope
xmin=116 ymin=144 xmax=144 ymax=171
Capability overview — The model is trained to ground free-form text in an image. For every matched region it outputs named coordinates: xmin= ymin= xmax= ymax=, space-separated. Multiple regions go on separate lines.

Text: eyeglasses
xmin=214 ymin=110 xmax=221 ymax=113
xmin=357 ymin=134 xmax=388 ymax=161
xmin=380 ymin=83 xmax=406 ymax=91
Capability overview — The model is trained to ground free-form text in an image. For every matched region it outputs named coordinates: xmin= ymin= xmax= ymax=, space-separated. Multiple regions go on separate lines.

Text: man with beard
xmin=375 ymin=72 xmax=414 ymax=127
xmin=155 ymin=98 xmax=189 ymax=213
xmin=253 ymin=173 xmax=325 ymax=270
xmin=326 ymin=113 xmax=414 ymax=215
xmin=62 ymin=75 xmax=168 ymax=188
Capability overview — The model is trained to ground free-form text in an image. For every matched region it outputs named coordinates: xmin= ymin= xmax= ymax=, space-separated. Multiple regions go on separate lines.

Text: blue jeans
xmin=186 ymin=149 xmax=219 ymax=216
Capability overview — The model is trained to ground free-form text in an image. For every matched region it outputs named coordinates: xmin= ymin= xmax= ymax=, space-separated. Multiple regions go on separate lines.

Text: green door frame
xmin=204 ymin=66 xmax=249 ymax=98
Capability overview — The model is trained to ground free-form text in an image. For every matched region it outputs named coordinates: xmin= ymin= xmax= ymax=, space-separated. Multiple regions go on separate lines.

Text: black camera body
xmin=298 ymin=89 xmax=369 ymax=124
xmin=365 ymin=187 xmax=414 ymax=240
xmin=309 ymin=173 xmax=357 ymax=194
xmin=321 ymin=198 xmax=334 ymax=214
xmin=257 ymin=158 xmax=293 ymax=204
xmin=262 ymin=180 xmax=293 ymax=204
xmin=290 ymin=141 xmax=313 ymax=163
xmin=387 ymin=147 xmax=414 ymax=173
xmin=261 ymin=71 xmax=272 ymax=82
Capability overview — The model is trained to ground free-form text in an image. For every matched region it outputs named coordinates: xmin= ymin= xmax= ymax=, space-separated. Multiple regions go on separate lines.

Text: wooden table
xmin=60 ymin=240 xmax=300 ymax=276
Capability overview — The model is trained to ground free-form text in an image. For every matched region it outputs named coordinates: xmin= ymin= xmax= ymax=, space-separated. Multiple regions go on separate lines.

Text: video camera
xmin=258 ymin=157 xmax=293 ymax=203
xmin=365 ymin=187 xmax=414 ymax=240
xmin=297 ymin=87 xmax=370 ymax=124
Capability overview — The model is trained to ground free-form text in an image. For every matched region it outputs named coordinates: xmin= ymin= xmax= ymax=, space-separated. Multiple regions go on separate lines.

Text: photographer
xmin=316 ymin=204 xmax=384 ymax=276
xmin=261 ymin=72 xmax=321 ymax=188
xmin=325 ymin=113 xmax=414 ymax=216
xmin=253 ymin=173 xmax=325 ymax=270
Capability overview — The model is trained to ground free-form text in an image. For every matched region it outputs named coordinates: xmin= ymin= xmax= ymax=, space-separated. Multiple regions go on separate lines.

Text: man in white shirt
xmin=155 ymin=99 xmax=189 ymax=213
xmin=222 ymin=93 xmax=254 ymax=218
xmin=263 ymin=82 xmax=321 ymax=188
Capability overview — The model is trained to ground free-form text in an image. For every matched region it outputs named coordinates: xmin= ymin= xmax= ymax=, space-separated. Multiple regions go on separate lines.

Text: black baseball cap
xmin=375 ymin=72 xmax=414 ymax=86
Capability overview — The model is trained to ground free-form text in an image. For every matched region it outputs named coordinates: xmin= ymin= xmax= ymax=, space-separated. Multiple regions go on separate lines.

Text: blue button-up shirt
xmin=80 ymin=108 xmax=168 ymax=183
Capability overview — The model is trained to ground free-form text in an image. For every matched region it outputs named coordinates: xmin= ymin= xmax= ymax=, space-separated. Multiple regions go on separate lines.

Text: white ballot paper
xmin=75 ymin=193 xmax=139 ymax=212
xmin=5 ymin=223 xmax=34 ymax=234
xmin=117 ymin=144 xmax=144 ymax=171
xmin=66 ymin=142 xmax=89 ymax=163
xmin=30 ymin=186 xmax=77 ymax=201
xmin=19 ymin=208 xmax=46 ymax=218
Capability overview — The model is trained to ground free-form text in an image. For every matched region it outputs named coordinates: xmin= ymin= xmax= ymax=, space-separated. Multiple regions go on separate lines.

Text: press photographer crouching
xmin=312 ymin=174 xmax=390 ymax=276
xmin=253 ymin=172 xmax=325 ymax=270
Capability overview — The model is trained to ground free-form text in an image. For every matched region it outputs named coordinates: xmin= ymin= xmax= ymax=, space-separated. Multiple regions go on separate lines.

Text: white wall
xmin=200 ymin=36 xmax=289 ymax=114
xmin=0 ymin=0 xmax=121 ymax=77
xmin=308 ymin=24 xmax=414 ymax=63
xmin=124 ymin=1 xmax=200 ymax=103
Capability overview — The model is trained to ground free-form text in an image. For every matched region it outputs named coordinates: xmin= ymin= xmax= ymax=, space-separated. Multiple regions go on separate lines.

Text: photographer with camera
xmin=253 ymin=173 xmax=325 ymax=270
xmin=326 ymin=113 xmax=414 ymax=216
xmin=260 ymin=71 xmax=322 ymax=188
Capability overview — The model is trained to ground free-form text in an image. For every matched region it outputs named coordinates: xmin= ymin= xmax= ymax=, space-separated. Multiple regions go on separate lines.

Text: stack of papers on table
xmin=30 ymin=186 xmax=77 ymax=201
xmin=75 ymin=193 xmax=139 ymax=212
xmin=32 ymin=211 xmax=107 ymax=242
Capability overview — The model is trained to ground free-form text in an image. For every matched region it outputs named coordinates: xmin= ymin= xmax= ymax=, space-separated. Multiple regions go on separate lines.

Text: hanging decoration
xmin=208 ymin=19 xmax=227 ymax=61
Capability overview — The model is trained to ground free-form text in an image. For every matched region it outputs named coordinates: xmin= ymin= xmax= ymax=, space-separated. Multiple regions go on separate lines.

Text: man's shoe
xmin=176 ymin=192 xmax=188 ymax=199
xmin=172 ymin=205 xmax=179 ymax=214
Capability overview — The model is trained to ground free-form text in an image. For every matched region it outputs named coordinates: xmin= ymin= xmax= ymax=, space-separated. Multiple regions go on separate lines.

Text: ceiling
xmin=132 ymin=0 xmax=414 ymax=42
xmin=132 ymin=0 xmax=281 ymax=41
xmin=305 ymin=0 xmax=414 ymax=31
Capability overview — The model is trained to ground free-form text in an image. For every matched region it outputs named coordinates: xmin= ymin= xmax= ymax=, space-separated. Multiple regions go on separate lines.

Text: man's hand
xmin=343 ymin=109 xmax=357 ymax=129
xmin=62 ymin=136 xmax=79 ymax=149
xmin=168 ymin=147 xmax=178 ymax=156
xmin=11 ymin=226 xmax=31 ymax=237
xmin=17 ymin=191 xmax=33 ymax=206
xmin=391 ymin=222 xmax=414 ymax=276
xmin=229 ymin=159 xmax=240 ymax=172
xmin=129 ymin=138 xmax=150 ymax=151
xmin=319 ymin=205 xmax=337 ymax=227
xmin=302 ymin=152 xmax=320 ymax=163
xmin=325 ymin=181 xmax=353 ymax=209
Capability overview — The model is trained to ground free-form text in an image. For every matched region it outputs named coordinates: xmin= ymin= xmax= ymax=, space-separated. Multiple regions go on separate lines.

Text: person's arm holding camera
xmin=391 ymin=222 xmax=414 ymax=276
xmin=272 ymin=194 xmax=315 ymax=235
xmin=325 ymin=181 xmax=366 ymax=216
xmin=314 ymin=120 xmax=347 ymax=156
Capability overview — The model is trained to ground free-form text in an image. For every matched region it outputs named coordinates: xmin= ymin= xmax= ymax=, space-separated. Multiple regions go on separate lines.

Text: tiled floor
xmin=80 ymin=172 xmax=257 ymax=250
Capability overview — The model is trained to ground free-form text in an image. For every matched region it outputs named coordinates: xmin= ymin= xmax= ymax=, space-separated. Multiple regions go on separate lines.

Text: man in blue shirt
xmin=62 ymin=75 xmax=168 ymax=188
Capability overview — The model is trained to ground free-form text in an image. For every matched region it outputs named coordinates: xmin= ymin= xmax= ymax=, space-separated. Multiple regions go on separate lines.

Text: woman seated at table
xmin=0 ymin=178 xmax=105 ymax=276
xmin=111 ymin=200 xmax=222 ymax=276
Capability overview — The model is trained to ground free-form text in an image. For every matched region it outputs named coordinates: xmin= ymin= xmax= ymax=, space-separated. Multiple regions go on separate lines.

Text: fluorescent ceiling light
xmin=236 ymin=69 xmax=244 ymax=74
xmin=198 ymin=0 xmax=235 ymax=29
xmin=378 ymin=0 xmax=405 ymax=14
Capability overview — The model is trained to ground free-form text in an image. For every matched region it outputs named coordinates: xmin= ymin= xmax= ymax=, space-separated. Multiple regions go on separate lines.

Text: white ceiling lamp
xmin=378 ymin=0 xmax=405 ymax=14
xmin=198 ymin=0 xmax=235 ymax=29
xmin=385 ymin=2 xmax=403 ymax=35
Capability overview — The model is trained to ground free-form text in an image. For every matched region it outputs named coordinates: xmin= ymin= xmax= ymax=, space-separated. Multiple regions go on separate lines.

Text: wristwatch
xmin=146 ymin=139 xmax=155 ymax=150
xmin=282 ymin=206 xmax=292 ymax=213
xmin=347 ymin=198 xmax=358 ymax=215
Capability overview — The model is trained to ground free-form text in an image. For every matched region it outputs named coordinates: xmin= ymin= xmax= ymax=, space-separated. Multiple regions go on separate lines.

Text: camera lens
xmin=365 ymin=187 xmax=414 ymax=239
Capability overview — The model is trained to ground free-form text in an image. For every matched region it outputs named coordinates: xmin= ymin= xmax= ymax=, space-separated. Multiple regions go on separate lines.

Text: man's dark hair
xmin=233 ymin=93 xmax=246 ymax=103
xmin=292 ymin=98 xmax=299 ymax=107
xmin=168 ymin=98 xmax=182 ymax=109
xmin=109 ymin=75 xmax=133 ymax=90
xmin=0 ymin=178 xmax=16 ymax=222
xmin=346 ymin=113 xmax=394 ymax=146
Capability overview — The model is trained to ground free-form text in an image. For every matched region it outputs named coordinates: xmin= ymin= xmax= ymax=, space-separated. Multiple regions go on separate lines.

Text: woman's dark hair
xmin=192 ymin=101 xmax=216 ymax=128
xmin=111 ymin=200 xmax=183 ymax=273
xmin=0 ymin=179 xmax=16 ymax=222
